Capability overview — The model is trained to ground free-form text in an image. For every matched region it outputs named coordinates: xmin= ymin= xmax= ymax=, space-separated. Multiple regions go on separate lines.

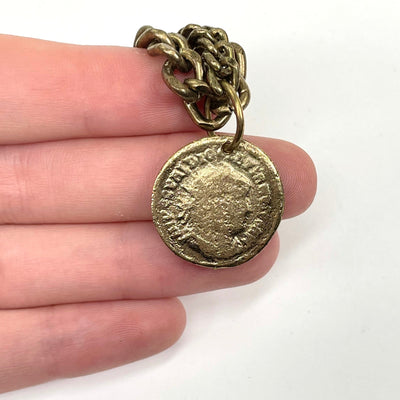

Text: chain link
xmin=134 ymin=24 xmax=250 ymax=151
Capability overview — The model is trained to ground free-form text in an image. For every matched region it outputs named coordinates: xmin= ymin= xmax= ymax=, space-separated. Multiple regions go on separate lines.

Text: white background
xmin=1 ymin=0 xmax=399 ymax=399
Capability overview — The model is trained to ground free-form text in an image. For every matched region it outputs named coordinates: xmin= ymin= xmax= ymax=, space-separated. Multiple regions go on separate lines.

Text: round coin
xmin=152 ymin=136 xmax=284 ymax=268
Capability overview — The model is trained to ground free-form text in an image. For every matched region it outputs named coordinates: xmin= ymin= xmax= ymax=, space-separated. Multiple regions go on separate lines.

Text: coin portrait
xmin=152 ymin=136 xmax=284 ymax=268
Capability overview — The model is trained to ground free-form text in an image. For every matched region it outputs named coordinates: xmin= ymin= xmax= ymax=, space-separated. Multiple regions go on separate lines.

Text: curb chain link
xmin=134 ymin=24 xmax=250 ymax=151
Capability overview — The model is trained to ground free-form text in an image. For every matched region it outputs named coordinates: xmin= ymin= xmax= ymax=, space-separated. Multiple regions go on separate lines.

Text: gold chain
xmin=134 ymin=24 xmax=250 ymax=152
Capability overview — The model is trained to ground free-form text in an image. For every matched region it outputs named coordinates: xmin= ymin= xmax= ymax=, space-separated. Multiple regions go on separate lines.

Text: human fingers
xmin=0 ymin=34 xmax=198 ymax=145
xmin=0 ymin=222 xmax=279 ymax=309
xmin=0 ymin=299 xmax=185 ymax=394
xmin=0 ymin=133 xmax=317 ymax=224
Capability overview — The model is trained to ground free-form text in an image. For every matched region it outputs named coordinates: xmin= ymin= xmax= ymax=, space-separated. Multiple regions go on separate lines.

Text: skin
xmin=0 ymin=34 xmax=317 ymax=393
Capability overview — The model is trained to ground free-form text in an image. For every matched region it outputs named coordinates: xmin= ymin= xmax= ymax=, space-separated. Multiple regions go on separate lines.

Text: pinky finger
xmin=0 ymin=299 xmax=185 ymax=394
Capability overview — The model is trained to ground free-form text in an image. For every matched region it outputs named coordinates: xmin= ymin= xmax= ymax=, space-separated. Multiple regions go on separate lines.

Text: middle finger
xmin=0 ymin=132 xmax=315 ymax=224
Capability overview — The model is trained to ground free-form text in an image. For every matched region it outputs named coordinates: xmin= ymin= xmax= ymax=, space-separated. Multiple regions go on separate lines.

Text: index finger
xmin=0 ymin=34 xmax=198 ymax=145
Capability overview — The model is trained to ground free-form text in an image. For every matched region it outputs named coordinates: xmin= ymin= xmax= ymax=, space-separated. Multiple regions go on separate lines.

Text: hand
xmin=0 ymin=34 xmax=317 ymax=393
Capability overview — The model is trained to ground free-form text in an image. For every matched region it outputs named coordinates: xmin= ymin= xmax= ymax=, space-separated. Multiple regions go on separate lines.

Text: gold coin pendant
xmin=152 ymin=136 xmax=284 ymax=268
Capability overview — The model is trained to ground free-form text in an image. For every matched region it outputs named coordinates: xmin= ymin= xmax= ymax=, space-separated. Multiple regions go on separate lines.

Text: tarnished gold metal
xmin=151 ymin=136 xmax=284 ymax=268
xmin=134 ymin=24 xmax=284 ymax=268
xmin=134 ymin=24 xmax=249 ymax=150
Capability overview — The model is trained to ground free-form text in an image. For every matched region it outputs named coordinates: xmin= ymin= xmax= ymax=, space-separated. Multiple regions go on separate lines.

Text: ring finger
xmin=0 ymin=222 xmax=280 ymax=309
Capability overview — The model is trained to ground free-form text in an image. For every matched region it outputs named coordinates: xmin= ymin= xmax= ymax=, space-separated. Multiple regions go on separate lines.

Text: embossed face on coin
xmin=152 ymin=136 xmax=284 ymax=268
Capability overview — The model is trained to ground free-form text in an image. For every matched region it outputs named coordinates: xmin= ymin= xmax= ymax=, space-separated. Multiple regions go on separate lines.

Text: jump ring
xmin=219 ymin=80 xmax=244 ymax=152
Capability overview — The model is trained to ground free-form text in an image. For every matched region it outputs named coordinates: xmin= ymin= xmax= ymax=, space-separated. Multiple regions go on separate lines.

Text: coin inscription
xmin=152 ymin=136 xmax=284 ymax=268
